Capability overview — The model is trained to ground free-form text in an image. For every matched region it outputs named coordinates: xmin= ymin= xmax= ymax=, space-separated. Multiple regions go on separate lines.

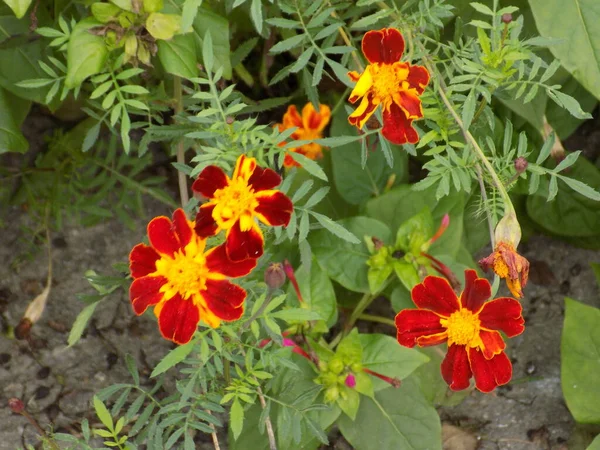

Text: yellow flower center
xmin=493 ymin=257 xmax=509 ymax=278
xmin=155 ymin=239 xmax=210 ymax=301
xmin=440 ymin=308 xmax=482 ymax=348
xmin=212 ymin=178 xmax=259 ymax=229
xmin=370 ymin=62 xmax=410 ymax=106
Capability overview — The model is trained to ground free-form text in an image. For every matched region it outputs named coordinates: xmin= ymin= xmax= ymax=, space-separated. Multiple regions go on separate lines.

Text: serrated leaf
xmin=151 ymin=341 xmax=195 ymax=377
xmin=310 ymin=212 xmax=360 ymax=243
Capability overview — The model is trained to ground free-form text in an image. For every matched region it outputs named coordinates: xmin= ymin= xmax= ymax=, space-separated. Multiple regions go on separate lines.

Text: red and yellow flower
xmin=276 ymin=103 xmax=331 ymax=168
xmin=348 ymin=28 xmax=430 ymax=145
xmin=129 ymin=209 xmax=256 ymax=344
xmin=192 ymin=154 xmax=293 ymax=261
xmin=395 ymin=269 xmax=525 ymax=393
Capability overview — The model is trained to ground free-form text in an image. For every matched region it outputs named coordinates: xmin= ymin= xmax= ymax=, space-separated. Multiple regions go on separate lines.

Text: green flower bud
xmin=329 ymin=357 xmax=344 ymax=375
xmin=324 ymin=386 xmax=339 ymax=403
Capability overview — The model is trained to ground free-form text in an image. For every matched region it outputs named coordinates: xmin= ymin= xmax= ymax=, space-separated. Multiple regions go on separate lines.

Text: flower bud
xmin=344 ymin=373 xmax=356 ymax=388
xmin=501 ymin=13 xmax=512 ymax=24
xmin=514 ymin=157 xmax=528 ymax=174
xmin=8 ymin=398 xmax=24 ymax=414
xmin=324 ymin=386 xmax=340 ymax=403
xmin=264 ymin=263 xmax=286 ymax=291
xmin=494 ymin=210 xmax=522 ymax=248
xmin=329 ymin=358 xmax=344 ymax=375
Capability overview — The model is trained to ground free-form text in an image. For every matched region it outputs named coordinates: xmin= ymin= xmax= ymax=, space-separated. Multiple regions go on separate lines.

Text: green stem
xmin=173 ymin=76 xmax=189 ymax=207
xmin=357 ymin=313 xmax=396 ymax=327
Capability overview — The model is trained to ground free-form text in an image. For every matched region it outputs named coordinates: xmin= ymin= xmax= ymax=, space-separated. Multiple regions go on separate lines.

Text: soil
xmin=1 ymin=110 xmax=599 ymax=450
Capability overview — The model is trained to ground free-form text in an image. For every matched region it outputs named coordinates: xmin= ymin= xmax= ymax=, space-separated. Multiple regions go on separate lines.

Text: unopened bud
xmin=226 ymin=116 xmax=234 ymax=125
xmin=14 ymin=318 xmax=32 ymax=340
xmin=283 ymin=260 xmax=303 ymax=302
xmin=501 ymin=13 xmax=512 ymax=24
xmin=494 ymin=210 xmax=522 ymax=247
xmin=264 ymin=263 xmax=286 ymax=290
xmin=514 ymin=157 xmax=528 ymax=174
xmin=371 ymin=237 xmax=384 ymax=251
xmin=8 ymin=398 xmax=24 ymax=414
xmin=344 ymin=373 xmax=356 ymax=388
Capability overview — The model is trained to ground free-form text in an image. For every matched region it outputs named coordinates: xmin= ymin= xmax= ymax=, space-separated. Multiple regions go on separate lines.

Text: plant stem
xmin=206 ymin=409 xmax=221 ymax=450
xmin=357 ymin=313 xmax=395 ymax=327
xmin=173 ymin=76 xmax=189 ymax=208
xmin=475 ymin=164 xmax=496 ymax=248
xmin=241 ymin=291 xmax=273 ymax=331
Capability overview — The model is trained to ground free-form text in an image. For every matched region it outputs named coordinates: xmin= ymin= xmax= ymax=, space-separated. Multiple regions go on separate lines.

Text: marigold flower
xmin=276 ymin=103 xmax=331 ymax=168
xmin=395 ymin=269 xmax=525 ymax=393
xmin=192 ymin=154 xmax=294 ymax=261
xmin=129 ymin=209 xmax=257 ymax=344
xmin=348 ymin=28 xmax=430 ymax=145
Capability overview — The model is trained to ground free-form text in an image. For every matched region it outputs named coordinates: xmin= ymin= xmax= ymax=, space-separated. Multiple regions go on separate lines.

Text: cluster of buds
xmin=316 ymin=357 xmax=363 ymax=403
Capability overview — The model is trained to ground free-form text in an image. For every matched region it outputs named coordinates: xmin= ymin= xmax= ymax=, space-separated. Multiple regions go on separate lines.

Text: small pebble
xmin=570 ymin=263 xmax=581 ymax=276
xmin=0 ymin=353 xmax=11 ymax=365
xmin=106 ymin=352 xmax=118 ymax=370
xmin=45 ymin=403 xmax=60 ymax=422
xmin=37 ymin=366 xmax=51 ymax=380
xmin=525 ymin=361 xmax=536 ymax=375
xmin=560 ymin=280 xmax=570 ymax=295
xmin=52 ymin=236 xmax=68 ymax=249
xmin=34 ymin=386 xmax=50 ymax=400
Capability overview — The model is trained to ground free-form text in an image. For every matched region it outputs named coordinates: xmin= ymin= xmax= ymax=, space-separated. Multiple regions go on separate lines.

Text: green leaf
xmin=146 ymin=13 xmax=181 ymax=41
xmin=360 ymin=334 xmax=429 ymax=391
xmin=587 ymin=435 xmax=600 ymax=450
xmin=561 ymin=298 xmax=600 ymax=423
xmin=270 ymin=34 xmax=306 ymax=54
xmin=230 ymin=399 xmax=244 ymax=440
xmin=193 ymin=8 xmax=231 ymax=79
xmin=4 ymin=0 xmax=33 ymax=18
xmin=65 ymin=19 xmax=108 ymax=88
xmin=93 ymin=396 xmax=114 ymax=431
xmin=310 ymin=212 xmax=360 ymax=244
xmin=68 ymin=301 xmax=100 ymax=346
xmin=393 ymin=261 xmax=420 ymax=292
xmin=0 ymin=87 xmax=28 ymax=154
xmin=310 ymin=217 xmax=391 ymax=293
xmin=336 ymin=386 xmax=360 ymax=420
xmin=151 ymin=340 xmax=195 ymax=377
xmin=529 ymin=0 xmax=600 ymax=101
xmin=395 ymin=208 xmax=434 ymax=254
xmin=270 ymin=308 xmax=322 ymax=322
xmin=338 ymin=380 xmax=441 ymax=449
xmin=289 ymin=152 xmax=328 ymax=181
xmin=250 ymin=0 xmax=263 ymax=34
xmin=181 ymin=0 xmax=202 ymax=31
xmin=157 ymin=33 xmax=198 ymax=79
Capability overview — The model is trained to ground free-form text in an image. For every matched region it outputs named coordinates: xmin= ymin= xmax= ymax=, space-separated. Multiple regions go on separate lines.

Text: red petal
xmin=460 ymin=269 xmax=491 ymax=312
xmin=348 ymin=93 xmax=378 ymax=126
xmin=129 ymin=244 xmax=160 ymax=278
xmin=478 ymin=297 xmax=525 ymax=337
xmin=411 ymin=275 xmax=460 ymax=317
xmin=362 ymin=28 xmax=405 ymax=64
xmin=248 ymin=166 xmax=282 ymax=192
xmin=255 ymin=191 xmax=293 ymax=226
xmin=130 ymin=276 xmax=167 ymax=315
xmin=282 ymin=105 xmax=303 ymax=128
xmin=172 ymin=209 xmax=193 ymax=249
xmin=395 ymin=309 xmax=445 ymax=347
xmin=407 ymin=64 xmax=430 ymax=94
xmin=468 ymin=348 xmax=512 ymax=393
xmin=283 ymin=152 xmax=300 ymax=168
xmin=233 ymin=154 xmax=257 ymax=181
xmin=226 ymin=220 xmax=264 ymax=261
xmin=397 ymin=90 xmax=423 ymax=119
xmin=441 ymin=344 xmax=472 ymax=391
xmin=194 ymin=204 xmax=218 ymax=237
xmin=205 ymin=243 xmax=257 ymax=277
xmin=147 ymin=216 xmax=180 ymax=257
xmin=302 ymin=102 xmax=331 ymax=131
xmin=157 ymin=294 xmax=200 ymax=344
xmin=479 ymin=330 xmax=506 ymax=359
xmin=416 ymin=332 xmax=448 ymax=347
xmin=382 ymin=103 xmax=419 ymax=145
xmin=192 ymin=165 xmax=228 ymax=198
xmin=203 ymin=279 xmax=246 ymax=321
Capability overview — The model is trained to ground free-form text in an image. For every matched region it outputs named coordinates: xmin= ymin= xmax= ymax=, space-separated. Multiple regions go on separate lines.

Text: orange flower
xmin=129 ymin=209 xmax=257 ymax=344
xmin=192 ymin=154 xmax=293 ymax=261
xmin=348 ymin=28 xmax=430 ymax=145
xmin=276 ymin=103 xmax=331 ymax=168
xmin=396 ymin=270 xmax=525 ymax=393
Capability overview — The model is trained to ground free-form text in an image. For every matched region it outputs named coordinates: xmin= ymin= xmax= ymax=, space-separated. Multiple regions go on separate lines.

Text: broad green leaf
xmin=230 ymin=399 xmax=244 ymax=440
xmin=395 ymin=208 xmax=434 ymax=254
xmin=329 ymin=110 xmax=407 ymax=205
xmin=65 ymin=18 xmax=108 ymax=88
xmin=270 ymin=308 xmax=322 ymax=322
xmin=393 ymin=260 xmax=420 ymax=292
xmin=151 ymin=340 xmax=195 ymax=377
xmin=4 ymin=0 xmax=32 ymax=18
xmin=157 ymin=33 xmax=198 ymax=79
xmin=286 ymin=258 xmax=338 ymax=327
xmin=360 ymin=334 xmax=429 ymax=391
xmin=337 ymin=329 xmax=362 ymax=364
xmin=310 ymin=217 xmax=391 ymax=293
xmin=587 ymin=435 xmax=600 ymax=450
xmin=337 ymin=386 xmax=360 ymax=420
xmin=338 ymin=379 xmax=441 ymax=449
xmin=0 ymin=87 xmax=28 ymax=154
xmin=93 ymin=396 xmax=114 ymax=431
xmin=68 ymin=301 xmax=100 ymax=346
xmin=146 ymin=13 xmax=181 ymax=41
xmin=561 ymin=298 xmax=600 ymax=423
xmin=529 ymin=0 xmax=600 ymax=101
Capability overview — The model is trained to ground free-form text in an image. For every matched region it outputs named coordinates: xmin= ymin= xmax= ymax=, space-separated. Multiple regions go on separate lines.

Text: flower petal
xmin=203 ymin=279 xmax=246 ymax=321
xmin=129 ymin=244 xmax=160 ymax=278
xmin=206 ymin=243 xmax=257 ymax=277
xmin=362 ymin=28 xmax=405 ymax=64
xmin=255 ymin=191 xmax=293 ymax=226
xmin=130 ymin=275 xmax=167 ymax=315
xmin=282 ymin=105 xmax=303 ymax=128
xmin=226 ymin=220 xmax=264 ymax=261
xmin=194 ymin=204 xmax=219 ymax=237
xmin=283 ymin=152 xmax=300 ymax=168
xmin=411 ymin=275 xmax=460 ymax=317
xmin=396 ymin=90 xmax=423 ymax=119
xmin=348 ymin=94 xmax=378 ymax=129
xmin=157 ymin=294 xmax=200 ymax=344
xmin=248 ymin=165 xmax=282 ymax=192
xmin=382 ymin=102 xmax=419 ymax=145
xmin=172 ymin=208 xmax=193 ymax=248
xmin=460 ymin=269 xmax=491 ymax=312
xmin=348 ymin=70 xmax=362 ymax=82
xmin=192 ymin=165 xmax=228 ymax=199
xmin=395 ymin=309 xmax=446 ymax=347
xmin=441 ymin=344 xmax=472 ymax=391
xmin=349 ymin=69 xmax=373 ymax=103
xmin=478 ymin=297 xmax=525 ymax=337
xmin=302 ymin=102 xmax=331 ymax=132
xmin=233 ymin=154 xmax=257 ymax=181
xmin=147 ymin=216 xmax=180 ymax=257
xmin=407 ymin=64 xmax=430 ymax=95
xmin=468 ymin=348 xmax=512 ymax=393
xmin=479 ymin=329 xmax=506 ymax=359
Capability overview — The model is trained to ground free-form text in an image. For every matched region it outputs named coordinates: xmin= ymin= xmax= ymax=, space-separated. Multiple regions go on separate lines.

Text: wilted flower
xmin=265 ymin=262 xmax=286 ymax=291
xmin=348 ymin=28 xmax=430 ymax=145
